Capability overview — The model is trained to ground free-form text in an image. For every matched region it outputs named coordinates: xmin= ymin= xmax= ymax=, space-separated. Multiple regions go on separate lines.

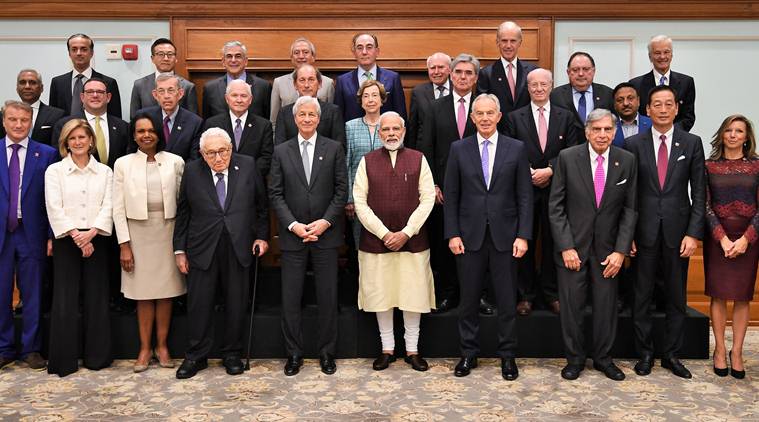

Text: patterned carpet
xmin=2 ymin=331 xmax=759 ymax=421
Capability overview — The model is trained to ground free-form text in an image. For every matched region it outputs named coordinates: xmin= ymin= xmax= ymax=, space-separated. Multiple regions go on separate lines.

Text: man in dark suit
xmin=0 ymin=69 xmax=65 ymax=146
xmin=275 ymin=64 xmax=344 ymax=146
xmin=203 ymin=79 xmax=273 ymax=178
xmin=173 ymin=127 xmax=269 ymax=379
xmin=629 ymin=35 xmax=696 ymax=132
xmin=49 ymin=34 xmax=122 ymax=118
xmin=476 ymin=21 xmax=537 ymax=133
xmin=130 ymin=38 xmax=198 ymax=118
xmin=139 ymin=74 xmax=203 ymax=161
xmin=0 ymin=101 xmax=58 ymax=371
xmin=549 ymin=52 xmax=614 ymax=137
xmin=506 ymin=68 xmax=580 ymax=316
xmin=625 ymin=85 xmax=705 ymax=379
xmin=407 ymin=52 xmax=451 ymax=149
xmin=202 ymin=40 xmax=272 ymax=119
xmin=549 ymin=108 xmax=638 ymax=381
xmin=612 ymin=82 xmax=653 ymax=148
xmin=269 ymin=96 xmax=347 ymax=376
xmin=333 ymin=33 xmax=407 ymax=122
xmin=444 ymin=93 xmax=532 ymax=380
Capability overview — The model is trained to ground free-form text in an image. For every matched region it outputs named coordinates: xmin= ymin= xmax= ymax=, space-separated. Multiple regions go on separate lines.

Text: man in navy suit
xmin=444 ymin=94 xmax=532 ymax=380
xmin=0 ymin=101 xmax=58 ymax=371
xmin=612 ymin=82 xmax=652 ymax=148
xmin=333 ymin=33 xmax=407 ymax=122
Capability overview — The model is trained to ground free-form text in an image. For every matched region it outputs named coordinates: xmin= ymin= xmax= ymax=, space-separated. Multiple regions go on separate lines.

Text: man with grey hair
xmin=629 ymin=35 xmax=695 ymax=132
xmin=270 ymin=37 xmax=335 ymax=125
xmin=174 ymin=126 xmax=269 ymax=379
xmin=203 ymin=79 xmax=273 ymax=177
xmin=407 ymin=52 xmax=451 ymax=149
xmin=548 ymin=108 xmax=637 ymax=381
xmin=202 ymin=40 xmax=272 ymax=119
xmin=353 ymin=111 xmax=435 ymax=371
xmin=0 ymin=69 xmax=65 ymax=146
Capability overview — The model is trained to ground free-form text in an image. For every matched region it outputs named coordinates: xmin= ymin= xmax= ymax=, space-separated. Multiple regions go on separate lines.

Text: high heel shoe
xmin=154 ymin=348 xmax=175 ymax=368
xmin=134 ymin=351 xmax=151 ymax=373
xmin=729 ymin=349 xmax=745 ymax=379
xmin=713 ymin=351 xmax=728 ymax=377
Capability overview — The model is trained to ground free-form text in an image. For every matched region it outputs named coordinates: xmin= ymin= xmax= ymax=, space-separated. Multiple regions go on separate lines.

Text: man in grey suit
xmin=407 ymin=52 xmax=451 ymax=149
xmin=269 ymin=96 xmax=347 ymax=377
xmin=549 ymin=108 xmax=637 ymax=382
xmin=0 ymin=69 xmax=65 ymax=146
xmin=130 ymin=38 xmax=198 ymax=118
xmin=202 ymin=41 xmax=272 ymax=119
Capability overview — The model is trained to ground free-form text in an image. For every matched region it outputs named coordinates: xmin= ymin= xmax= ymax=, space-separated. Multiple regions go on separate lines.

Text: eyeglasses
xmin=83 ymin=89 xmax=107 ymax=96
xmin=155 ymin=88 xmax=179 ymax=96
xmin=203 ymin=148 xmax=231 ymax=158
xmin=153 ymin=52 xmax=176 ymax=59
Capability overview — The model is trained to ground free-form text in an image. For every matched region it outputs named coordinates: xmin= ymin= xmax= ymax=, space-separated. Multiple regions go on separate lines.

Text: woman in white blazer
xmin=112 ymin=110 xmax=185 ymax=372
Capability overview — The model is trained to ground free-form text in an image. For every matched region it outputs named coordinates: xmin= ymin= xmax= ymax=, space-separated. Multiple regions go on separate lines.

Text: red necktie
xmin=657 ymin=134 xmax=668 ymax=189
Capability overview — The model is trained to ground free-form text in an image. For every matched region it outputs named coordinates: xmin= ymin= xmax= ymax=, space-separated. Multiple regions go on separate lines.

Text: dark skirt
xmin=704 ymin=216 xmax=759 ymax=301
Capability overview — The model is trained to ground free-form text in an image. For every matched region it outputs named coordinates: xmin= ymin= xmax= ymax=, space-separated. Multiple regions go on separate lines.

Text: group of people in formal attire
xmin=0 ymin=21 xmax=755 ymax=383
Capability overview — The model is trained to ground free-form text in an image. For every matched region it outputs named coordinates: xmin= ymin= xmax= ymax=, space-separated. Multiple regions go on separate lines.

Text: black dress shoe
xmin=501 ymin=358 xmax=518 ymax=380
xmin=479 ymin=297 xmax=495 ymax=315
xmin=634 ymin=357 xmax=654 ymax=376
xmin=661 ymin=358 xmax=692 ymax=379
xmin=561 ymin=364 xmax=584 ymax=380
xmin=284 ymin=356 xmax=303 ymax=376
xmin=223 ymin=356 xmax=244 ymax=375
xmin=454 ymin=356 xmax=477 ymax=377
xmin=404 ymin=355 xmax=429 ymax=371
xmin=593 ymin=361 xmax=625 ymax=381
xmin=373 ymin=353 xmax=396 ymax=370
xmin=176 ymin=358 xmax=208 ymax=379
xmin=0 ymin=356 xmax=14 ymax=370
xmin=432 ymin=298 xmax=455 ymax=313
xmin=319 ymin=354 xmax=336 ymax=375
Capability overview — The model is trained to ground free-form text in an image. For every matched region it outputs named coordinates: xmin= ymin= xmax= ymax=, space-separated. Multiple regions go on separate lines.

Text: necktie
xmin=301 ymin=140 xmax=311 ymax=184
xmin=215 ymin=172 xmax=226 ymax=209
xmin=94 ymin=116 xmax=108 ymax=164
xmin=594 ymin=155 xmax=605 ymax=208
xmin=538 ymin=106 xmax=548 ymax=152
xmin=71 ymin=74 xmax=84 ymax=114
xmin=436 ymin=85 xmax=446 ymax=99
xmin=233 ymin=118 xmax=242 ymax=150
xmin=659 ymin=75 xmax=668 ymax=86
xmin=506 ymin=63 xmax=516 ymax=100
xmin=163 ymin=115 xmax=171 ymax=146
xmin=364 ymin=71 xmax=373 ymax=81
xmin=7 ymin=144 xmax=21 ymax=232
xmin=577 ymin=91 xmax=587 ymax=124
xmin=657 ymin=134 xmax=668 ymax=189
xmin=456 ymin=98 xmax=467 ymax=139
xmin=481 ymin=139 xmax=490 ymax=188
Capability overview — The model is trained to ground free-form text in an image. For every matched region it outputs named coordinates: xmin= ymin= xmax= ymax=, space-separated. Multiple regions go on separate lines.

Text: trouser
xmin=518 ymin=189 xmax=558 ymax=304
xmin=376 ymin=309 xmax=421 ymax=352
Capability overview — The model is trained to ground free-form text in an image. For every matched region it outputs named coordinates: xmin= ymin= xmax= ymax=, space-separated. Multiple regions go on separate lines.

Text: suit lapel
xmin=224 ymin=156 xmax=239 ymax=210
xmin=515 ymin=59 xmax=528 ymax=103
xmin=545 ymin=107 xmax=563 ymax=156
xmin=492 ymin=61 xmax=512 ymax=104
xmin=309 ymin=136 xmax=327 ymax=188
xmin=599 ymin=148 xmax=621 ymax=209
xmin=0 ymin=139 xmax=8 ymax=195
xmin=489 ymin=135 xmax=510 ymax=186
xmin=664 ymin=130 xmax=684 ymax=190
xmin=639 ymin=130 xmax=661 ymax=191
xmin=287 ymin=139 xmax=309 ymax=187
xmin=171 ymin=108 xmax=185 ymax=145
xmin=575 ymin=146 xmax=597 ymax=209
xmin=20 ymin=142 xmax=39 ymax=200
xmin=199 ymin=160 xmax=223 ymax=211
xmin=465 ymin=137 xmax=487 ymax=189
xmin=239 ymin=113 xmax=257 ymax=150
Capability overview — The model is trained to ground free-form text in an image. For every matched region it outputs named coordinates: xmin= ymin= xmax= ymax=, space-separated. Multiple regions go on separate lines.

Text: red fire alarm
xmin=122 ymin=44 xmax=139 ymax=60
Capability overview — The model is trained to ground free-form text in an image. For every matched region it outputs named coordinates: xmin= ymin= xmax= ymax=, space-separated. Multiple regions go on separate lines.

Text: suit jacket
xmin=112 ymin=150 xmax=185 ymax=244
xmin=203 ymin=112 xmax=273 ymax=177
xmin=0 ymin=103 xmax=66 ymax=146
xmin=130 ymin=73 xmax=199 ymax=118
xmin=52 ymin=112 xmax=129 ymax=168
xmin=49 ymin=70 xmax=122 ymax=118
xmin=505 ymin=103 xmax=581 ymax=171
xmin=270 ymin=72 xmax=335 ymax=124
xmin=443 ymin=134 xmax=533 ymax=252
xmin=269 ymin=135 xmax=347 ymax=251
xmin=407 ymin=81 xmax=442 ymax=150
xmin=173 ymin=154 xmax=269 ymax=270
xmin=548 ymin=144 xmax=638 ymax=264
xmin=476 ymin=58 xmax=537 ymax=133
xmin=0 ymin=138 xmax=57 ymax=257
xmin=333 ymin=66 xmax=407 ymax=122
xmin=417 ymin=93 xmax=476 ymax=187
xmin=613 ymin=114 xmax=652 ymax=148
xmin=624 ymin=127 xmax=705 ymax=248
xmin=202 ymin=73 xmax=272 ymax=119
xmin=549 ymin=82 xmax=614 ymax=135
xmin=275 ymin=100 xmax=345 ymax=146
xmin=140 ymin=106 xmax=203 ymax=161
xmin=629 ymin=70 xmax=696 ymax=132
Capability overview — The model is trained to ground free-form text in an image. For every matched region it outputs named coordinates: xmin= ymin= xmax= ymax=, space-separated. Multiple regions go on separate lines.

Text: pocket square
xmin=677 ymin=155 xmax=686 ymax=161
xmin=616 ymin=179 xmax=627 ymax=186
xmin=40 ymin=125 xmax=51 ymax=129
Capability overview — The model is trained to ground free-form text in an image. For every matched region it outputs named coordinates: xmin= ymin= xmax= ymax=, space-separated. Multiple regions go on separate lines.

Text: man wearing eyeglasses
xmin=130 ymin=38 xmax=199 ymax=118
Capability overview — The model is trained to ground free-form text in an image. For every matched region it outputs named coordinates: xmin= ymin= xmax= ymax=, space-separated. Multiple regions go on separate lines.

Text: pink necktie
xmin=507 ymin=63 xmax=516 ymax=100
xmin=456 ymin=97 xmax=466 ymax=139
xmin=594 ymin=155 xmax=605 ymax=208
xmin=538 ymin=106 xmax=548 ymax=152
xmin=657 ymin=134 xmax=668 ymax=189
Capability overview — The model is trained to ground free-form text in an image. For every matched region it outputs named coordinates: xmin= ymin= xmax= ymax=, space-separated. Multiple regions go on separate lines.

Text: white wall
xmin=0 ymin=20 xmax=170 ymax=120
xmin=554 ymin=20 xmax=759 ymax=155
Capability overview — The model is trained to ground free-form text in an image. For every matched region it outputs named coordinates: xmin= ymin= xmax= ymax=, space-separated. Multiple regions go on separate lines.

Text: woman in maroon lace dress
xmin=704 ymin=114 xmax=759 ymax=379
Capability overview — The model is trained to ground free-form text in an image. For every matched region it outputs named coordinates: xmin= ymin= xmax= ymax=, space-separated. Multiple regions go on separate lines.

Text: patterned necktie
xmin=215 ymin=172 xmax=226 ymax=209
xmin=594 ymin=154 xmax=605 ymax=208
xmin=301 ymin=140 xmax=311 ymax=184
xmin=657 ymin=134 xmax=668 ymax=189
xmin=163 ymin=115 xmax=171 ymax=146
xmin=538 ymin=106 xmax=548 ymax=152
xmin=233 ymin=118 xmax=242 ymax=150
xmin=7 ymin=144 xmax=21 ymax=232
xmin=481 ymin=139 xmax=490 ymax=188
xmin=577 ymin=91 xmax=587 ymax=124
xmin=364 ymin=71 xmax=373 ymax=81
xmin=456 ymin=97 xmax=467 ymax=139
xmin=71 ymin=74 xmax=84 ymax=114
xmin=436 ymin=85 xmax=446 ymax=99
xmin=506 ymin=63 xmax=516 ymax=100
xmin=94 ymin=116 xmax=108 ymax=164
xmin=659 ymin=75 xmax=668 ymax=86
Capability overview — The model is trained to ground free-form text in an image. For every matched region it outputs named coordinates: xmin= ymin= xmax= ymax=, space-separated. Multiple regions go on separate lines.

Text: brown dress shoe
xmin=22 ymin=352 xmax=46 ymax=371
xmin=0 ymin=356 xmax=14 ymax=370
xmin=373 ymin=353 xmax=396 ymax=370
xmin=516 ymin=301 xmax=532 ymax=316
xmin=404 ymin=354 xmax=429 ymax=371
xmin=549 ymin=300 xmax=560 ymax=314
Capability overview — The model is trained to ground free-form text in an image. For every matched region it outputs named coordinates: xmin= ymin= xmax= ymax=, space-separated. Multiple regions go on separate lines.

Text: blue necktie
xmin=233 ymin=118 xmax=242 ymax=150
xmin=7 ymin=144 xmax=21 ymax=232
xmin=659 ymin=75 xmax=667 ymax=86
xmin=577 ymin=91 xmax=587 ymax=124
xmin=215 ymin=172 xmax=226 ymax=209
xmin=481 ymin=139 xmax=490 ymax=188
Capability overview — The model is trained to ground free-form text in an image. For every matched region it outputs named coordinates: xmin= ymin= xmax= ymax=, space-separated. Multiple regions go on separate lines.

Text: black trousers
xmin=47 ymin=235 xmax=111 ymax=377
xmin=457 ymin=230 xmax=518 ymax=358
xmin=557 ymin=254 xmax=618 ymax=367
xmin=185 ymin=232 xmax=249 ymax=360
xmin=280 ymin=245 xmax=338 ymax=357
xmin=633 ymin=225 xmax=689 ymax=359
xmin=429 ymin=205 xmax=458 ymax=302
xmin=518 ymin=189 xmax=558 ymax=304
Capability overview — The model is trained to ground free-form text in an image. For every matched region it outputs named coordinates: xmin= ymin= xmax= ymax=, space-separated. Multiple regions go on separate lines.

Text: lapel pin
xmin=234 ymin=166 xmax=239 ymax=170
xmin=498 ymin=77 xmax=503 ymax=82
xmin=248 ymin=123 xmax=253 ymax=128
xmin=596 ymin=96 xmax=601 ymax=101
xmin=177 ymin=126 xmax=182 ymax=131
xmin=614 ymin=161 xmax=619 ymax=166
xmin=559 ymin=135 xmax=563 ymax=140
xmin=675 ymin=142 xmax=680 ymax=147
xmin=319 ymin=156 xmax=323 ymax=160
xmin=112 ymin=126 xmax=116 ymax=130
xmin=34 ymin=152 xmax=39 ymax=157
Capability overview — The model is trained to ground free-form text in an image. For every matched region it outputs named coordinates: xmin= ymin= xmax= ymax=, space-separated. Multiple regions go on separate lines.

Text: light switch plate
xmin=105 ymin=44 xmax=121 ymax=60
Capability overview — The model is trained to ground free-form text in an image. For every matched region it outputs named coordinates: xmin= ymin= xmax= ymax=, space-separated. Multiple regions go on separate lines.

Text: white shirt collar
xmin=477 ymin=131 xmax=498 ymax=146
xmin=500 ymin=57 xmax=518 ymax=70
xmin=531 ymin=101 xmax=550 ymax=113
xmin=452 ymin=90 xmax=472 ymax=104
xmin=73 ymin=67 xmax=93 ymax=79
xmin=653 ymin=69 xmax=671 ymax=84
xmin=84 ymin=109 xmax=106 ymax=122
xmin=298 ymin=132 xmax=318 ymax=145
xmin=588 ymin=142 xmax=610 ymax=163
xmin=155 ymin=70 xmax=174 ymax=79
xmin=30 ymin=100 xmax=41 ymax=110
xmin=358 ymin=65 xmax=378 ymax=79
xmin=572 ymin=85 xmax=594 ymax=95
xmin=229 ymin=110 xmax=248 ymax=125
xmin=652 ymin=125 xmax=675 ymax=142
xmin=5 ymin=137 xmax=29 ymax=149
xmin=163 ymin=107 xmax=180 ymax=122
xmin=63 ymin=153 xmax=100 ymax=174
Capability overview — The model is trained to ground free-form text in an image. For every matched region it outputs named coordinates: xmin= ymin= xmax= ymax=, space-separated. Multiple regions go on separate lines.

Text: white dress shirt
xmin=229 ymin=110 xmax=248 ymax=130
xmin=84 ymin=110 xmax=110 ymax=156
xmin=6 ymin=138 xmax=29 ymax=218
xmin=30 ymin=100 xmax=41 ymax=130
xmin=572 ymin=85 xmax=595 ymax=118
xmin=588 ymin=143 xmax=609 ymax=185
xmin=358 ymin=65 xmax=378 ymax=86
xmin=531 ymin=101 xmax=551 ymax=131
xmin=287 ymin=132 xmax=319 ymax=231
xmin=162 ymin=107 xmax=180 ymax=132
xmin=476 ymin=131 xmax=497 ymax=189
xmin=452 ymin=91 xmax=472 ymax=123
xmin=434 ymin=80 xmax=450 ymax=99
xmin=652 ymin=126 xmax=674 ymax=163
xmin=71 ymin=67 xmax=93 ymax=94
xmin=500 ymin=57 xmax=518 ymax=75
xmin=653 ymin=69 xmax=671 ymax=86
